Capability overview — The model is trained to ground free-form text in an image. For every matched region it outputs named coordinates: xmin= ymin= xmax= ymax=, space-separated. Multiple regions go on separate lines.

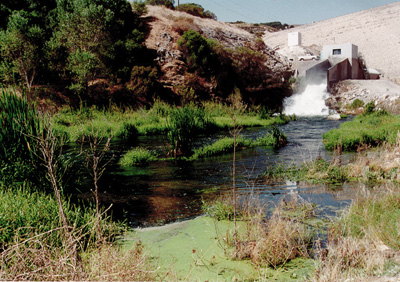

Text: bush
xmin=363 ymin=101 xmax=376 ymax=115
xmin=116 ymin=122 xmax=138 ymax=143
xmin=349 ymin=98 xmax=364 ymax=110
xmin=146 ymin=0 xmax=174 ymax=9
xmin=177 ymin=30 xmax=217 ymax=73
xmin=176 ymin=3 xmax=217 ymax=20
xmin=119 ymin=148 xmax=158 ymax=166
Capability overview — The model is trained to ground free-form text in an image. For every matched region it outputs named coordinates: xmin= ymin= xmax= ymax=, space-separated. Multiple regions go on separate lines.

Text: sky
xmin=177 ymin=0 xmax=400 ymax=24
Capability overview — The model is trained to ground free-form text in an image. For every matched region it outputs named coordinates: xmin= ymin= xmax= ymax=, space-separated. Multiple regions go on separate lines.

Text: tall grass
xmin=0 ymin=184 xmax=157 ymax=281
xmin=0 ymin=184 xmax=124 ymax=249
xmin=311 ymin=185 xmax=400 ymax=281
xmin=166 ymin=105 xmax=215 ymax=157
xmin=0 ymin=88 xmax=43 ymax=184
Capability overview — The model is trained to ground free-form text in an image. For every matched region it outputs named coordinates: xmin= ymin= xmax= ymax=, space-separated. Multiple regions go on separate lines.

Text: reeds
xmin=0 ymin=87 xmax=42 ymax=183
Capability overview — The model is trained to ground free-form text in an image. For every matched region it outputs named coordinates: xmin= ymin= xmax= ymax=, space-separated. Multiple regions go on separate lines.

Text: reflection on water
xmin=72 ymin=117 xmax=357 ymax=227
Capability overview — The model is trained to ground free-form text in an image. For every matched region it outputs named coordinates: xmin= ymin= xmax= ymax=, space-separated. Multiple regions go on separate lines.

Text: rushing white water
xmin=283 ymin=83 xmax=330 ymax=116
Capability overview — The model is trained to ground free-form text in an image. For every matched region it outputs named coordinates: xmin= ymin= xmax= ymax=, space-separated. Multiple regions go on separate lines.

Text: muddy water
xmin=74 ymin=117 xmax=357 ymax=227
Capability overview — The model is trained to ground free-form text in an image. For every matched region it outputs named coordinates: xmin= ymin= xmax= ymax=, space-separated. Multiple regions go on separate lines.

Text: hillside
xmin=262 ymin=2 xmax=400 ymax=84
xmin=142 ymin=5 xmax=293 ymax=105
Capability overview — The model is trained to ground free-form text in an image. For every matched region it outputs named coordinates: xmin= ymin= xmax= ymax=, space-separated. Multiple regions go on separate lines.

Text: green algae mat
xmin=122 ymin=217 xmax=314 ymax=281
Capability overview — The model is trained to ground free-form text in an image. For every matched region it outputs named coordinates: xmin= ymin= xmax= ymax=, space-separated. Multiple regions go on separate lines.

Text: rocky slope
xmin=263 ymin=2 xmax=400 ymax=84
xmin=142 ymin=5 xmax=292 ymax=102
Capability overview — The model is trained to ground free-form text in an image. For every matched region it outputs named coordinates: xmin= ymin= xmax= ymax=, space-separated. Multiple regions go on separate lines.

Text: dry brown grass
xmin=311 ymin=184 xmax=400 ymax=281
xmin=168 ymin=15 xmax=200 ymax=35
xmin=312 ymin=236 xmax=393 ymax=281
xmin=348 ymin=133 xmax=400 ymax=181
xmin=0 ymin=229 xmax=156 ymax=281
xmin=218 ymin=193 xmax=315 ymax=268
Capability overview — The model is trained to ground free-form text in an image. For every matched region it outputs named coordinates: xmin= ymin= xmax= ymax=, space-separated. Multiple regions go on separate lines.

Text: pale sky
xmin=177 ymin=0 xmax=400 ymax=24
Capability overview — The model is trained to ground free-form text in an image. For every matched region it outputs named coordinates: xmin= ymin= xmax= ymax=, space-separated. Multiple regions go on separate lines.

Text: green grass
xmin=53 ymin=103 xmax=292 ymax=143
xmin=119 ymin=148 xmax=158 ymax=167
xmin=323 ymin=111 xmax=400 ymax=151
xmin=191 ymin=127 xmax=287 ymax=160
xmin=340 ymin=189 xmax=400 ymax=250
xmin=0 ymin=184 xmax=125 ymax=249
xmin=264 ymin=158 xmax=351 ymax=185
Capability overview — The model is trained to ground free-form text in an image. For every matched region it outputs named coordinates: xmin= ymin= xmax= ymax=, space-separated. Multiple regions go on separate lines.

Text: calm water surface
xmin=73 ymin=117 xmax=358 ymax=227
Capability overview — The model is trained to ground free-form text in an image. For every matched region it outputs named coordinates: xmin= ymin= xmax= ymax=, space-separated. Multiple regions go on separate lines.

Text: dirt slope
xmin=262 ymin=2 xmax=400 ymax=83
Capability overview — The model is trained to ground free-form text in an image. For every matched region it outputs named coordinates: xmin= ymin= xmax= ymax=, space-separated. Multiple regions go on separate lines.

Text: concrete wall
xmin=288 ymin=32 xmax=301 ymax=46
xmin=327 ymin=59 xmax=352 ymax=87
xmin=351 ymin=58 xmax=364 ymax=79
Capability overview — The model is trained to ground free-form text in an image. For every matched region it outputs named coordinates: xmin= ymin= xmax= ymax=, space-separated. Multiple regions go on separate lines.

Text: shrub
xmin=176 ymin=3 xmax=217 ymax=20
xmin=116 ymin=122 xmax=138 ymax=143
xmin=119 ymin=148 xmax=158 ymax=166
xmin=177 ymin=30 xmax=217 ymax=73
xmin=146 ymin=0 xmax=174 ymax=9
xmin=125 ymin=66 xmax=160 ymax=102
xmin=364 ymin=101 xmax=376 ymax=115
xmin=350 ymin=98 xmax=364 ymax=110
xmin=170 ymin=15 xmax=199 ymax=35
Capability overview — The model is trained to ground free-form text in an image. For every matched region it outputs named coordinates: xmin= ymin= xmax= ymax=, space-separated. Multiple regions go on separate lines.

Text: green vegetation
xmin=191 ymin=126 xmax=287 ymax=159
xmin=176 ymin=3 xmax=217 ymax=19
xmin=119 ymin=148 xmax=158 ymax=166
xmin=52 ymin=102 xmax=289 ymax=142
xmin=264 ymin=158 xmax=351 ymax=185
xmin=0 ymin=88 xmax=44 ymax=185
xmin=0 ymin=184 xmax=124 ymax=249
xmin=349 ymin=98 xmax=365 ymax=110
xmin=341 ymin=189 xmax=400 ymax=250
xmin=166 ymin=105 xmax=214 ymax=156
xmin=146 ymin=0 xmax=175 ymax=9
xmin=323 ymin=109 xmax=400 ymax=151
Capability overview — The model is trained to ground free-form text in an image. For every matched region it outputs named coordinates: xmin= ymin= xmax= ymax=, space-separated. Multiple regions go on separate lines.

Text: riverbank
xmin=327 ymin=80 xmax=400 ymax=115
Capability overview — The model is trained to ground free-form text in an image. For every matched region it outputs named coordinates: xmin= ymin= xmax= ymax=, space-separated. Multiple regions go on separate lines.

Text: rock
xmin=327 ymin=113 xmax=341 ymax=120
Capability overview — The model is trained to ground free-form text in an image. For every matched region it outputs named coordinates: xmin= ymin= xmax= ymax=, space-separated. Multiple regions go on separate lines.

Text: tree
xmin=49 ymin=0 xmax=110 ymax=97
xmin=0 ymin=11 xmax=44 ymax=90
xmin=177 ymin=30 xmax=217 ymax=74
xmin=48 ymin=0 xmax=146 ymax=97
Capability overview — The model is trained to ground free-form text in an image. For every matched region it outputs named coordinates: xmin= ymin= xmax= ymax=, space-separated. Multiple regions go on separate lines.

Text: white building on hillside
xmin=321 ymin=43 xmax=358 ymax=62
xmin=288 ymin=32 xmax=301 ymax=46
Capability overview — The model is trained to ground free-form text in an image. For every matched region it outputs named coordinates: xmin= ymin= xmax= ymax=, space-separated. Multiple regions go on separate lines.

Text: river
xmin=71 ymin=84 xmax=359 ymax=227
xmin=70 ymin=116 xmax=357 ymax=227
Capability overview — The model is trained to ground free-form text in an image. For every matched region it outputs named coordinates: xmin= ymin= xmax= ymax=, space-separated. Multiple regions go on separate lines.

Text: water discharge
xmin=284 ymin=83 xmax=330 ymax=116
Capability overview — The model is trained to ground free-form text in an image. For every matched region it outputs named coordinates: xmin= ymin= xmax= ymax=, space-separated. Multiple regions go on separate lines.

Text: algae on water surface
xmin=122 ymin=217 xmax=314 ymax=281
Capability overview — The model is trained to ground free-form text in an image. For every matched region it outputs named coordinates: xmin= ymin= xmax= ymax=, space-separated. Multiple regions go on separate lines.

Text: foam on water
xmin=283 ymin=83 xmax=329 ymax=116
